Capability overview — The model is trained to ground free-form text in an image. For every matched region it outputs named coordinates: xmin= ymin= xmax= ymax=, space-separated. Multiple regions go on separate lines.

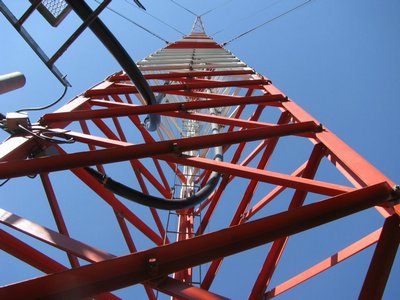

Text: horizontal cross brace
xmin=41 ymin=94 xmax=285 ymax=125
xmin=0 ymin=121 xmax=318 ymax=179
xmin=0 ymin=183 xmax=393 ymax=300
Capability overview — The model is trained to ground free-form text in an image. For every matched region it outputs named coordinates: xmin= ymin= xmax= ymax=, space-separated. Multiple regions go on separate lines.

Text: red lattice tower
xmin=1 ymin=18 xmax=399 ymax=300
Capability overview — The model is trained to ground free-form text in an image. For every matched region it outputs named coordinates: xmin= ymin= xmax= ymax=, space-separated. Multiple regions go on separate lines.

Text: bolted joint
xmin=171 ymin=142 xmax=181 ymax=155
xmin=147 ymin=257 xmax=159 ymax=275
xmin=391 ymin=185 xmax=400 ymax=204
xmin=315 ymin=123 xmax=324 ymax=133
xmin=179 ymin=103 xmax=187 ymax=112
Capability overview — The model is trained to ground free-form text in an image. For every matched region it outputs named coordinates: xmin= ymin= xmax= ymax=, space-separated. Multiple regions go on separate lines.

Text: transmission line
xmin=123 ymin=0 xmax=185 ymax=36
xmin=168 ymin=0 xmax=197 ymax=17
xmin=200 ymin=0 xmax=234 ymax=17
xmin=211 ymin=0 xmax=280 ymax=37
xmin=222 ymin=0 xmax=312 ymax=46
xmin=94 ymin=0 xmax=169 ymax=43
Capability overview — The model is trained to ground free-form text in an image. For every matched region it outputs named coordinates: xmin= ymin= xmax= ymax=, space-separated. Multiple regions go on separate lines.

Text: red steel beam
xmin=89 ymin=117 xmax=171 ymax=197
xmin=166 ymin=91 xmax=281 ymax=106
xmin=195 ymin=105 xmax=261 ymax=232
xmin=201 ymin=123 xmax=288 ymax=289
xmin=44 ymin=129 xmax=351 ymax=197
xmin=261 ymin=82 xmax=396 ymax=215
xmin=133 ymin=169 xmax=168 ymax=241
xmin=108 ymin=69 xmax=255 ymax=81
xmin=266 ymin=228 xmax=382 ymax=298
xmin=161 ymin=110 xmax=276 ymax=129
xmin=244 ymin=163 xmax=306 ymax=220
xmin=0 ymin=229 xmax=66 ymax=274
xmin=0 ymin=209 xmax=221 ymax=299
xmin=41 ymin=94 xmax=285 ymax=125
xmin=67 ymin=163 xmax=164 ymax=245
xmin=148 ymin=277 xmax=229 ymax=300
xmin=249 ymin=144 xmax=329 ymax=299
xmin=0 ymin=208 xmax=115 ymax=262
xmin=6 ymin=127 xmax=350 ymax=198
xmin=359 ymin=214 xmax=400 ymax=300
xmin=109 ymin=95 xmax=187 ymax=183
xmin=164 ymin=155 xmax=352 ymax=197
xmin=0 ymin=121 xmax=319 ymax=179
xmin=113 ymin=213 xmax=157 ymax=300
xmin=0 ymin=136 xmax=36 ymax=161
xmin=84 ymin=79 xmax=268 ymax=97
xmin=0 ymin=182 xmax=394 ymax=300
xmin=261 ymin=80 xmax=394 ymax=187
xmin=166 ymin=42 xmax=221 ymax=49
xmin=231 ymin=113 xmax=293 ymax=226
xmin=281 ymin=94 xmax=393 ymax=188
xmin=40 ymin=173 xmax=80 ymax=268
xmin=0 ymin=230 xmax=121 ymax=300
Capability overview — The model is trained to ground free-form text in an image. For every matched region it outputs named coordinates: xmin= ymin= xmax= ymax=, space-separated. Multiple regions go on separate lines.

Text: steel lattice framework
xmin=1 ymin=20 xmax=399 ymax=300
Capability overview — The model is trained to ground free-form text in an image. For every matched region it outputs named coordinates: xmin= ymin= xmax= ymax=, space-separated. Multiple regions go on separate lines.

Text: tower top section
xmin=191 ymin=16 xmax=206 ymax=34
xmin=165 ymin=17 xmax=221 ymax=49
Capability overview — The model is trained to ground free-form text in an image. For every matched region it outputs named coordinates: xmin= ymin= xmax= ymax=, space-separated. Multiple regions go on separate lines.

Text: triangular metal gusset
xmin=0 ymin=30 xmax=399 ymax=299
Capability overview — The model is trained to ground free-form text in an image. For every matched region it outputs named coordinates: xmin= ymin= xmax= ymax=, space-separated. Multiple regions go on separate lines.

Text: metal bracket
xmin=0 ymin=1 xmax=71 ymax=87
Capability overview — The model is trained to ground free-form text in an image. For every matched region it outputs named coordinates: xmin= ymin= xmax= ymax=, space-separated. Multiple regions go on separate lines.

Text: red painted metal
xmin=0 ymin=229 xmax=67 ymax=274
xmin=359 ymin=214 xmax=400 ymax=299
xmin=0 ymin=183 xmax=394 ymax=300
xmin=148 ymin=277 xmax=229 ymax=300
xmin=84 ymin=79 xmax=269 ymax=97
xmin=108 ymin=69 xmax=255 ymax=81
xmin=40 ymin=173 xmax=80 ymax=268
xmin=0 ymin=121 xmax=319 ymax=179
xmin=41 ymin=94 xmax=284 ymax=125
xmin=1 ymin=28 xmax=398 ymax=300
xmin=266 ymin=228 xmax=382 ymax=298
xmin=249 ymin=143 xmax=326 ymax=299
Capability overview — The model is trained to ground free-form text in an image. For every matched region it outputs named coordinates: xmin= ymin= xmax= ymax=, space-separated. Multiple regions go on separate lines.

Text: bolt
xmin=390 ymin=185 xmax=400 ymax=204
xmin=392 ymin=185 xmax=400 ymax=197
xmin=147 ymin=257 xmax=159 ymax=275
xmin=315 ymin=123 xmax=324 ymax=132
xmin=172 ymin=142 xmax=181 ymax=155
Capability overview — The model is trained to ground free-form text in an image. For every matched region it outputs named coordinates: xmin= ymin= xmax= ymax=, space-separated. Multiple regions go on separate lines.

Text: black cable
xmin=94 ymin=0 xmax=169 ymax=43
xmin=86 ymin=109 xmax=223 ymax=210
xmin=85 ymin=165 xmax=221 ymax=210
xmin=222 ymin=0 xmax=312 ymax=46
xmin=133 ymin=0 xmax=146 ymax=10
xmin=16 ymin=84 xmax=68 ymax=113
xmin=66 ymin=0 xmax=157 ymax=106
xmin=123 ymin=0 xmax=185 ymax=36
xmin=0 ymin=178 xmax=10 ymax=187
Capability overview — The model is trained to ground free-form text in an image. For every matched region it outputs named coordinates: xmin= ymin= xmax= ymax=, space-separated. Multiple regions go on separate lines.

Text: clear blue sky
xmin=1 ymin=0 xmax=399 ymax=299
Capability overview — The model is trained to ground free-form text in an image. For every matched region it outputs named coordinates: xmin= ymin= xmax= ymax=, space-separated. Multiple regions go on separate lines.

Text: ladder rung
xmin=48 ymin=0 xmax=111 ymax=66
xmin=16 ymin=0 xmax=42 ymax=27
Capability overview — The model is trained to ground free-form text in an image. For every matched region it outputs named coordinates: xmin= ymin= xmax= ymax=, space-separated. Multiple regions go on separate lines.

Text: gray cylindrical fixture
xmin=0 ymin=72 xmax=26 ymax=95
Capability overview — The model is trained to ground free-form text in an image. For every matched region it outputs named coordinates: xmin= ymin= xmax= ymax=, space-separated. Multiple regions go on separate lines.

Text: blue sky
xmin=1 ymin=0 xmax=399 ymax=299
